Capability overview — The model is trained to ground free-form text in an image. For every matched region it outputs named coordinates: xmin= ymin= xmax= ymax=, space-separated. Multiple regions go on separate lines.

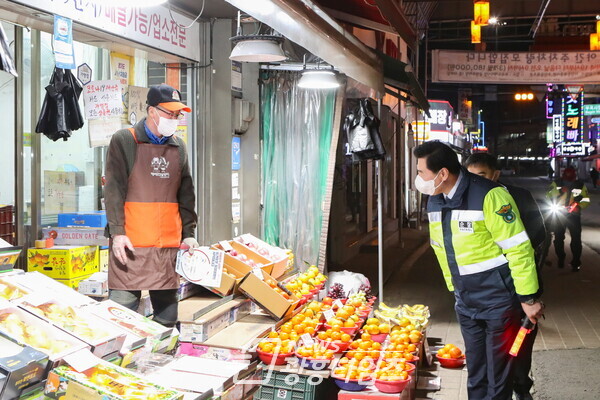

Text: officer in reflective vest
xmin=546 ymin=166 xmax=589 ymax=271
xmin=414 ymin=141 xmax=544 ymax=400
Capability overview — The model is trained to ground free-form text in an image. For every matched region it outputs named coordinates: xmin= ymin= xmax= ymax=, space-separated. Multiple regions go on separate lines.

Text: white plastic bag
xmin=326 ymin=270 xmax=370 ymax=297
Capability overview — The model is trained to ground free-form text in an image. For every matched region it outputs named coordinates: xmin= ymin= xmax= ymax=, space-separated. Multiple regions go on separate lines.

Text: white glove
xmin=112 ymin=235 xmax=135 ymax=265
xmin=182 ymin=237 xmax=200 ymax=252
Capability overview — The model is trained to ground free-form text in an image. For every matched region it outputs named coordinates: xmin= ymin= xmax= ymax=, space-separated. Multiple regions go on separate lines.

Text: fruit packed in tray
xmin=0 ymin=278 xmax=29 ymax=301
xmin=46 ymin=363 xmax=182 ymax=400
xmin=20 ymin=299 xmax=110 ymax=342
xmin=0 ymin=311 xmax=73 ymax=355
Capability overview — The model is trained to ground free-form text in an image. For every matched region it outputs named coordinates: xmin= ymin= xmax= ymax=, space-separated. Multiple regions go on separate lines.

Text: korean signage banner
xmin=424 ymin=100 xmax=453 ymax=133
xmin=562 ymin=93 xmax=583 ymax=143
xmin=552 ymin=114 xmax=563 ymax=143
xmin=432 ymin=50 xmax=600 ymax=84
xmin=11 ymin=0 xmax=200 ymax=62
xmin=557 ymin=142 xmax=589 ymax=157
xmin=457 ymin=89 xmax=472 ymax=125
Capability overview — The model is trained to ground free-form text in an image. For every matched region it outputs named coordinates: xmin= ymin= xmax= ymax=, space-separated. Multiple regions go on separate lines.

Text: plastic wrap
xmin=260 ymin=70 xmax=335 ymax=270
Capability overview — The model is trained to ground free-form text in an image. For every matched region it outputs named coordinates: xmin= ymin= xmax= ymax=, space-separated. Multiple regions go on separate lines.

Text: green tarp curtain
xmin=261 ymin=70 xmax=336 ymax=270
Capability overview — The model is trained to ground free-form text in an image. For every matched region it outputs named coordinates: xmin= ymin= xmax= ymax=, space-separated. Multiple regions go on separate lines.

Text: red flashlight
xmin=509 ymin=319 xmax=535 ymax=357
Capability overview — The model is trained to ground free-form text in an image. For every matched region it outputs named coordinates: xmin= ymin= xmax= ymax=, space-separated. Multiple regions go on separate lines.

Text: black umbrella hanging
xmin=35 ymin=67 xmax=84 ymax=141
xmin=0 ymin=23 xmax=17 ymax=77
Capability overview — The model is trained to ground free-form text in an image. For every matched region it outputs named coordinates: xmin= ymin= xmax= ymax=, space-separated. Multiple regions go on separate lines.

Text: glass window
xmin=0 ymin=22 xmax=15 ymax=244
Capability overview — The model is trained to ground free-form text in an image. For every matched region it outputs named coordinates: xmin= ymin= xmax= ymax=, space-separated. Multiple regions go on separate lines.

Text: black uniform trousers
xmin=457 ymin=308 xmax=522 ymax=400
xmin=553 ymin=212 xmax=582 ymax=264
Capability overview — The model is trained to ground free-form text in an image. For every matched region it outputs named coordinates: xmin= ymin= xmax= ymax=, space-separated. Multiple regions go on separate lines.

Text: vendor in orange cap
xmin=104 ymin=84 xmax=198 ymax=326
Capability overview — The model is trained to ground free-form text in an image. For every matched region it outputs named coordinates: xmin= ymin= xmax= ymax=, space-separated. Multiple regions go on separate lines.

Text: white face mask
xmin=414 ymin=171 xmax=443 ymax=196
xmin=152 ymin=112 xmax=179 ymax=137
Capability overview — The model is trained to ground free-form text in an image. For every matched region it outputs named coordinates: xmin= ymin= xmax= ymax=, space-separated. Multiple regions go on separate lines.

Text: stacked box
xmin=26 ymin=246 xmax=99 ymax=288
xmin=0 ymin=336 xmax=48 ymax=400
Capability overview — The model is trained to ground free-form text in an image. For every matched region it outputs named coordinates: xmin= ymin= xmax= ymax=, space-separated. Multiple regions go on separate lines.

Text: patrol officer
xmin=414 ymin=141 xmax=544 ymax=400
xmin=465 ymin=152 xmax=545 ymax=400
xmin=546 ymin=166 xmax=589 ymax=271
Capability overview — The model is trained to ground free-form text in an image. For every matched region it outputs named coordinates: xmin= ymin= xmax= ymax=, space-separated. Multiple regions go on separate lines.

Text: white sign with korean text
xmin=11 ymin=0 xmax=200 ymax=61
xmin=83 ymin=80 xmax=123 ymax=120
xmin=88 ymin=118 xmax=121 ymax=148
xmin=433 ymin=50 xmax=600 ymax=84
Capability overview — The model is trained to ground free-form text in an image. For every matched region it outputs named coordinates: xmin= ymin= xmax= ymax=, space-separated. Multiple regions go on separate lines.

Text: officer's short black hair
xmin=464 ymin=153 xmax=498 ymax=171
xmin=413 ymin=141 xmax=461 ymax=175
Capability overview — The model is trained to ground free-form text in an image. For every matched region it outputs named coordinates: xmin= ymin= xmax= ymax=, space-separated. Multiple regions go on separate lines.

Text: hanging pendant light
xmin=471 ymin=21 xmax=482 ymax=44
xmin=591 ymin=33 xmax=599 ymax=51
xmin=297 ymin=55 xmax=340 ymax=90
xmin=474 ymin=0 xmax=490 ymax=26
xmin=229 ymin=11 xmax=286 ymax=63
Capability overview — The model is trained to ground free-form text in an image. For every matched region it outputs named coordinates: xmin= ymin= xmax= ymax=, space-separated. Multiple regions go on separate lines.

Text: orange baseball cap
xmin=147 ymin=84 xmax=191 ymax=112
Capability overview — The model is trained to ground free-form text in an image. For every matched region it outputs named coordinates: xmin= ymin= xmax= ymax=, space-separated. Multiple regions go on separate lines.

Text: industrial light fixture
xmin=298 ymin=55 xmax=340 ymax=90
xmin=488 ymin=17 xmax=498 ymax=25
xmin=229 ymin=12 xmax=286 ymax=62
xmin=471 ymin=21 xmax=482 ymax=43
xmin=473 ymin=0 xmax=490 ymax=26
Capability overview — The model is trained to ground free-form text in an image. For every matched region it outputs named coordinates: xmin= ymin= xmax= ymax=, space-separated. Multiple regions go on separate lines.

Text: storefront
xmin=0 ymin=0 xmax=200 ymax=247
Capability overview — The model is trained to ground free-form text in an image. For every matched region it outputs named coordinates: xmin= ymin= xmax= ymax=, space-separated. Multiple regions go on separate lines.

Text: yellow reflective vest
xmin=427 ymin=171 xmax=539 ymax=318
xmin=546 ymin=179 xmax=590 ymax=214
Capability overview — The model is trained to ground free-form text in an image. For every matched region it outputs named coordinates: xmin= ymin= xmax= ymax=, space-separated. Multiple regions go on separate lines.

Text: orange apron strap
xmin=128 ymin=127 xmax=139 ymax=144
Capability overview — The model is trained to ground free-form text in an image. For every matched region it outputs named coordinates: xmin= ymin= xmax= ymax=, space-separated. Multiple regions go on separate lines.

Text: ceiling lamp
xmin=591 ymin=33 xmax=599 ymax=51
xmin=474 ymin=1 xmax=490 ymax=26
xmin=229 ymin=11 xmax=286 ymax=63
xmin=471 ymin=21 xmax=482 ymax=44
xmin=298 ymin=70 xmax=340 ymax=89
xmin=230 ymin=35 xmax=286 ymax=62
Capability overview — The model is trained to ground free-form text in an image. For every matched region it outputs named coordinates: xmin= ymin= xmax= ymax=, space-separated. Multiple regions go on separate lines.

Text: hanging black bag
xmin=344 ymin=98 xmax=386 ymax=161
xmin=35 ymin=68 xmax=84 ymax=141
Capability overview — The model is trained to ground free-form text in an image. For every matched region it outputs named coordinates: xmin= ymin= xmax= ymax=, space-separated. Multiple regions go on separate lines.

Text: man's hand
xmin=521 ymin=301 xmax=545 ymax=324
xmin=112 ymin=235 xmax=135 ymax=265
xmin=182 ymin=237 xmax=200 ymax=252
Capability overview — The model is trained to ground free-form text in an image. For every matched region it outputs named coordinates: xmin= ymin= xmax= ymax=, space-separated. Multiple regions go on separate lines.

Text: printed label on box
xmin=176 ymin=247 xmax=224 ymax=287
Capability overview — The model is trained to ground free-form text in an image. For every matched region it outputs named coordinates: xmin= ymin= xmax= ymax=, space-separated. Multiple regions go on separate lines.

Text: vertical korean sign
xmin=82 ymin=80 xmax=124 ymax=147
xmin=53 ymin=15 xmax=76 ymax=69
xmin=562 ymin=93 xmax=583 ymax=143
xmin=552 ymin=114 xmax=563 ymax=143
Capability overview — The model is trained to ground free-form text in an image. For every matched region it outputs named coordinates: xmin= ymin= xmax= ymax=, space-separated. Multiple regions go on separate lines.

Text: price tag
xmin=301 ymin=333 xmax=314 ymax=346
xmin=323 ymin=309 xmax=335 ymax=321
xmin=219 ymin=240 xmax=234 ymax=252
xmin=333 ymin=299 xmax=344 ymax=309
xmin=252 ymin=268 xmax=264 ymax=280
xmin=63 ymin=348 xmax=100 ymax=373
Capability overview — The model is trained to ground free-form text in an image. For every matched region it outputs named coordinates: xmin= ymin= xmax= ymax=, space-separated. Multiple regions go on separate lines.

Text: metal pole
xmin=377 ymin=99 xmax=384 ymax=301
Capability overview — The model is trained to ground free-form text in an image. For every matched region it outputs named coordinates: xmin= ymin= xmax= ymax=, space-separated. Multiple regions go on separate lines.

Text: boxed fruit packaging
xmin=0 ymin=335 xmax=48 ymax=400
xmin=0 ymin=302 xmax=89 ymax=365
xmin=17 ymin=296 xmax=126 ymax=357
xmin=45 ymin=362 xmax=182 ymax=399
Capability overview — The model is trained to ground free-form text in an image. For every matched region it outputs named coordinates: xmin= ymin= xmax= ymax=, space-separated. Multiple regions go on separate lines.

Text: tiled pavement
xmin=382 ymin=228 xmax=600 ymax=400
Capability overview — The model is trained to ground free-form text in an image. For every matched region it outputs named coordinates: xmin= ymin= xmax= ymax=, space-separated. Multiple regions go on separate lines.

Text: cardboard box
xmin=78 ymin=272 xmax=108 ymax=296
xmin=0 ymin=277 xmax=30 ymax=302
xmin=177 ymin=279 xmax=201 ymax=301
xmin=214 ymin=241 xmax=274 ymax=276
xmin=178 ymin=296 xmax=251 ymax=343
xmin=0 ymin=245 xmax=22 ymax=273
xmin=85 ymin=300 xmax=173 ymax=342
xmin=0 ymin=335 xmax=48 ymax=400
xmin=16 ymin=296 xmax=126 ymax=358
xmin=237 ymin=272 xmax=298 ymax=319
xmin=16 ymin=379 xmax=46 ymax=400
xmin=0 ymin=302 xmax=89 ymax=367
xmin=179 ymin=313 xmax=276 ymax=362
xmin=234 ymin=234 xmax=291 ymax=279
xmin=42 ymin=227 xmax=109 ymax=246
xmin=57 ymin=273 xmax=94 ymax=291
xmin=7 ymin=272 xmax=98 ymax=307
xmin=57 ymin=211 xmax=107 ymax=228
xmin=99 ymin=247 xmax=109 ymax=273
xmin=44 ymin=362 xmax=183 ymax=400
xmin=27 ymin=246 xmax=99 ymax=279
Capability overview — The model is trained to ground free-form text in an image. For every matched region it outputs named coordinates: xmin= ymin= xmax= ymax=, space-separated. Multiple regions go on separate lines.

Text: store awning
xmin=224 ymin=0 xmax=385 ymax=95
xmin=377 ymin=51 xmax=430 ymax=116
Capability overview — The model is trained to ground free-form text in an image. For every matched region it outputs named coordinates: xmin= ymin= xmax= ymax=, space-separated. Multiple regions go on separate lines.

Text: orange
xmin=346 ymin=350 xmax=356 ymax=359
xmin=331 ymin=331 xmax=342 ymax=341
xmin=279 ymin=332 xmax=289 ymax=341
xmin=359 ymin=341 xmax=371 ymax=351
xmin=341 ymin=333 xmax=352 ymax=343
xmin=280 ymin=324 xmax=292 ymax=334
xmin=344 ymin=319 xmax=356 ymax=328
xmin=331 ymin=324 xmax=342 ymax=332
xmin=379 ymin=323 xmax=391 ymax=334
xmin=350 ymin=341 xmax=360 ymax=349
xmin=317 ymin=331 xmax=328 ymax=341
xmin=367 ymin=325 xmax=380 ymax=335
xmin=407 ymin=344 xmax=417 ymax=352
xmin=371 ymin=342 xmax=381 ymax=350
xmin=305 ymin=326 xmax=315 ymax=335
xmin=449 ymin=347 xmax=463 ymax=358
xmin=262 ymin=343 xmax=274 ymax=353
xmin=361 ymin=333 xmax=371 ymax=341
xmin=268 ymin=331 xmax=278 ymax=339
